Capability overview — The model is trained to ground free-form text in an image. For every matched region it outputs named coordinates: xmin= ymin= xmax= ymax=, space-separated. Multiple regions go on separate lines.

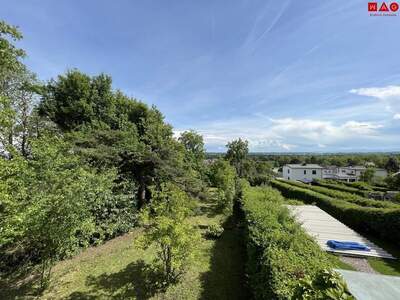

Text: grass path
xmin=1 ymin=198 xmax=250 ymax=299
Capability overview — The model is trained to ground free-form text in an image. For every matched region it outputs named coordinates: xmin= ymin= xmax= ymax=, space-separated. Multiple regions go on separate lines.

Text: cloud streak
xmin=350 ymin=85 xmax=400 ymax=119
xmin=176 ymin=116 xmax=386 ymax=152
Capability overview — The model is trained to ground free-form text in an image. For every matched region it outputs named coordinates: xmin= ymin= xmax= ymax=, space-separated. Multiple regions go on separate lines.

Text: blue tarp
xmin=327 ymin=240 xmax=370 ymax=251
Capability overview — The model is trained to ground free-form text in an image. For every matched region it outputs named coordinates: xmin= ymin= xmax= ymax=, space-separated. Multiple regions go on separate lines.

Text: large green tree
xmin=225 ymin=138 xmax=249 ymax=177
xmin=38 ymin=70 xmax=193 ymax=209
xmin=385 ymin=156 xmax=399 ymax=173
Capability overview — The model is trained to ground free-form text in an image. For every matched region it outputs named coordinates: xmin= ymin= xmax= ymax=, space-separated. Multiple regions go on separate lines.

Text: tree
xmin=178 ymin=130 xmax=206 ymax=184
xmin=209 ymin=158 xmax=237 ymax=213
xmin=243 ymin=159 xmax=273 ymax=186
xmin=178 ymin=130 xmax=205 ymax=163
xmin=225 ymin=138 xmax=249 ymax=177
xmin=359 ymin=168 xmax=375 ymax=184
xmin=386 ymin=173 xmax=400 ymax=190
xmin=137 ymin=183 xmax=200 ymax=283
xmin=0 ymin=20 xmax=25 ymax=91
xmin=0 ymin=136 xmax=125 ymax=286
xmin=38 ymin=70 xmax=189 ymax=209
xmin=385 ymin=157 xmax=399 ymax=173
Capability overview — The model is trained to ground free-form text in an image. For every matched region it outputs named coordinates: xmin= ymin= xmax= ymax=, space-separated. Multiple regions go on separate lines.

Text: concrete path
xmin=287 ymin=205 xmax=395 ymax=259
xmin=336 ymin=269 xmax=400 ymax=300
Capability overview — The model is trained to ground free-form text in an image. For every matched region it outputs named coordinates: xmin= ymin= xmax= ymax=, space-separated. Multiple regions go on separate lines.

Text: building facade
xmin=282 ymin=164 xmax=324 ymax=182
xmin=283 ymin=164 xmax=388 ymax=182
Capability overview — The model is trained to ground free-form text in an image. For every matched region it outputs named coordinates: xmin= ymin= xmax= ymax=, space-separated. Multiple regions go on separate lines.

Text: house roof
xmin=285 ymin=164 xmax=323 ymax=169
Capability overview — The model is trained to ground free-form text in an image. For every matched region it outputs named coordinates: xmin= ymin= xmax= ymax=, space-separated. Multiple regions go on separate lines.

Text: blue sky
xmin=3 ymin=0 xmax=400 ymax=152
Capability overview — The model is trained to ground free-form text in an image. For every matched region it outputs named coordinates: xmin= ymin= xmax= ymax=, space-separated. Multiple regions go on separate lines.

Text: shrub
xmin=205 ymin=223 xmax=224 ymax=239
xmin=241 ymin=184 xmax=352 ymax=299
xmin=137 ymin=183 xmax=200 ymax=283
xmin=271 ymin=180 xmax=400 ymax=247
xmin=284 ymin=180 xmax=398 ymax=209
xmin=313 ymin=179 xmax=367 ymax=196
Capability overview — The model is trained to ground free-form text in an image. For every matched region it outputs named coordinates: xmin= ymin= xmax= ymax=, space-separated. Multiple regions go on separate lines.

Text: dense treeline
xmin=240 ymin=182 xmax=353 ymax=299
xmin=0 ymin=20 xmax=208 ymax=286
xmin=207 ymin=152 xmax=400 ymax=171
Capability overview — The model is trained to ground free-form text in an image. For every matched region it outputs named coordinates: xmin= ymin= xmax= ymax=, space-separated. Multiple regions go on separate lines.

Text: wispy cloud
xmin=350 ymin=85 xmax=400 ymax=119
xmin=176 ymin=116 xmax=386 ymax=152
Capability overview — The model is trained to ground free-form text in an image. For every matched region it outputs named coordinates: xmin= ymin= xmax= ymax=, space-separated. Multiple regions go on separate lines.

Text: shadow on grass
xmin=67 ymin=260 xmax=163 ymax=300
xmin=0 ymin=266 xmax=43 ymax=300
xmin=199 ymin=213 xmax=251 ymax=300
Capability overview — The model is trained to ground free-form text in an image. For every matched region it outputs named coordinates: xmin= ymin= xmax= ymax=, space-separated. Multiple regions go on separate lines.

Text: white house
xmin=282 ymin=164 xmax=324 ymax=182
xmin=283 ymin=163 xmax=388 ymax=182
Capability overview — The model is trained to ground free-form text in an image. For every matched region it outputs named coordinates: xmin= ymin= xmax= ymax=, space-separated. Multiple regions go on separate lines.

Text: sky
xmin=3 ymin=0 xmax=400 ymax=152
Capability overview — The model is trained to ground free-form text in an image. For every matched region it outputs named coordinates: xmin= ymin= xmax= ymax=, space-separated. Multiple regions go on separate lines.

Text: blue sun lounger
xmin=327 ymin=240 xmax=371 ymax=251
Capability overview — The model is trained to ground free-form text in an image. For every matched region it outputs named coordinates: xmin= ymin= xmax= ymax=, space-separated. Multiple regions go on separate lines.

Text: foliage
xmin=385 ymin=156 xmax=399 ymax=173
xmin=178 ymin=130 xmax=205 ymax=167
xmin=0 ymin=20 xmax=25 ymax=88
xmin=242 ymin=159 xmax=273 ymax=186
xmin=294 ymin=270 xmax=354 ymax=300
xmin=0 ymin=136 xmax=135 ymax=281
xmin=208 ymin=158 xmax=237 ymax=213
xmin=271 ymin=180 xmax=400 ymax=247
xmin=284 ymin=180 xmax=398 ymax=209
xmin=386 ymin=173 xmax=400 ymax=190
xmin=137 ymin=183 xmax=200 ymax=283
xmin=205 ymin=223 xmax=224 ymax=239
xmin=225 ymin=138 xmax=249 ymax=177
xmin=313 ymin=179 xmax=367 ymax=196
xmin=240 ymin=183 xmax=351 ymax=299
xmin=359 ymin=168 xmax=375 ymax=184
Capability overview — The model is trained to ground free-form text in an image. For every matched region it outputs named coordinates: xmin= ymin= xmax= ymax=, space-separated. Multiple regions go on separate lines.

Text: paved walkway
xmin=336 ymin=269 xmax=400 ymax=300
xmin=287 ymin=205 xmax=395 ymax=259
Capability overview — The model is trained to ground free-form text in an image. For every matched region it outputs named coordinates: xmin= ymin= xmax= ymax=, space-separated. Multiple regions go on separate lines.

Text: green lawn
xmin=327 ymin=254 xmax=356 ymax=271
xmin=0 ymin=198 xmax=250 ymax=300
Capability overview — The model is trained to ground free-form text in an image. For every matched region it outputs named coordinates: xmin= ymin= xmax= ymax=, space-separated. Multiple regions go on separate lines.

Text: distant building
xmin=282 ymin=164 xmax=324 ymax=182
xmin=324 ymin=166 xmax=387 ymax=182
xmin=282 ymin=164 xmax=388 ymax=182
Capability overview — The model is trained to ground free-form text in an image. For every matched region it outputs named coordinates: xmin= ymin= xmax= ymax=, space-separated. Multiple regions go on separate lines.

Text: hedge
xmin=241 ymin=183 xmax=353 ymax=299
xmin=313 ymin=179 xmax=367 ymax=196
xmin=282 ymin=180 xmax=398 ymax=209
xmin=271 ymin=180 xmax=400 ymax=247
xmin=314 ymin=179 xmax=389 ymax=196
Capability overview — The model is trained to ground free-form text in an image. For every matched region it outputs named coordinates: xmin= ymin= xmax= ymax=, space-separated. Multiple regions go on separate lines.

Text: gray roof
xmin=285 ymin=164 xmax=323 ymax=169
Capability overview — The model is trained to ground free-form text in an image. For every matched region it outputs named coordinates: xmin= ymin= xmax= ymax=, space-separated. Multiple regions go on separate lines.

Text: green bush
xmin=205 ymin=223 xmax=224 ymax=239
xmin=284 ymin=180 xmax=398 ymax=209
xmin=271 ymin=180 xmax=400 ymax=247
xmin=313 ymin=179 xmax=367 ymax=196
xmin=241 ymin=183 xmax=352 ymax=299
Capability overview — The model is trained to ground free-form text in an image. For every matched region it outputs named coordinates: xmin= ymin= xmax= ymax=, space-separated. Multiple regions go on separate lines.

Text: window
xmin=312 ymin=170 xmax=317 ymax=175
xmin=304 ymin=170 xmax=307 ymax=175
xmin=288 ymin=176 xmax=290 ymax=180
xmin=288 ymin=169 xmax=290 ymax=174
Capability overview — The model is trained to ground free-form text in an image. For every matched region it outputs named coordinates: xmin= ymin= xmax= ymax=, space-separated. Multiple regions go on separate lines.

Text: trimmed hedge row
xmin=314 ymin=179 xmax=389 ymax=196
xmin=313 ymin=179 xmax=367 ymax=196
xmin=342 ymin=181 xmax=389 ymax=193
xmin=271 ymin=180 xmax=400 ymax=247
xmin=283 ymin=180 xmax=398 ymax=209
xmin=241 ymin=183 xmax=353 ymax=299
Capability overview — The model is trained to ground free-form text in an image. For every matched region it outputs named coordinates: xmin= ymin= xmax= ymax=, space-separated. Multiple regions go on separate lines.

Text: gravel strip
xmin=339 ymin=256 xmax=378 ymax=274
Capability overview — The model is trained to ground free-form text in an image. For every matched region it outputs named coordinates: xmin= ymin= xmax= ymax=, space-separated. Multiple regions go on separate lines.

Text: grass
xmin=327 ymin=254 xmax=356 ymax=271
xmin=363 ymin=232 xmax=400 ymax=276
xmin=0 ymin=197 xmax=250 ymax=300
